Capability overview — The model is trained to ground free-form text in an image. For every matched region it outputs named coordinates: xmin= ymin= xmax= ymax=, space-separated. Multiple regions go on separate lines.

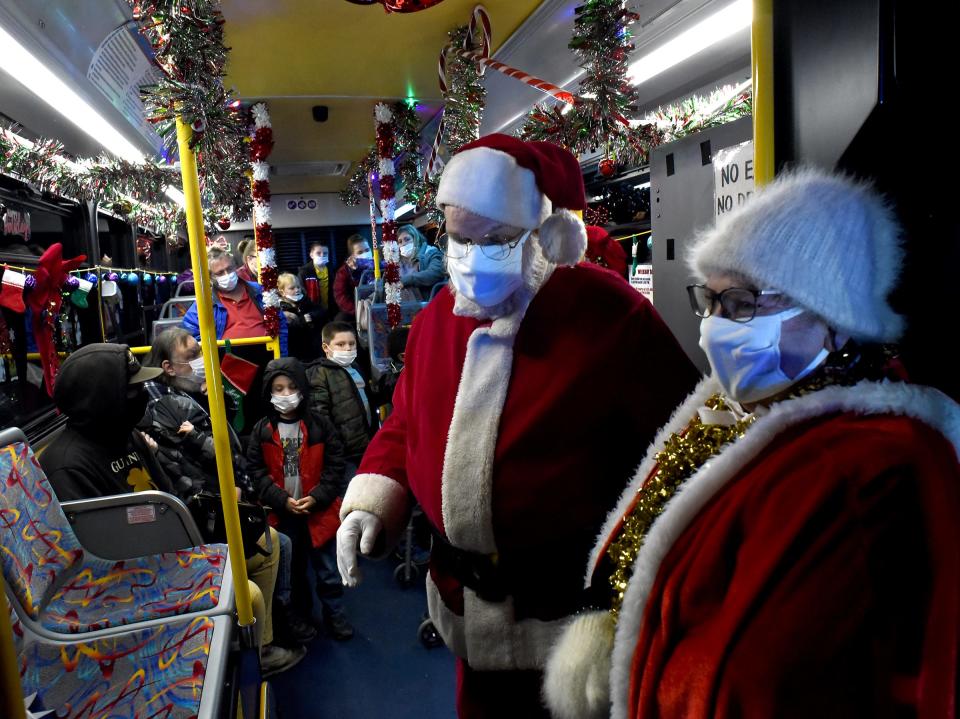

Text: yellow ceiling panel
xmin=223 ymin=0 xmax=541 ymax=100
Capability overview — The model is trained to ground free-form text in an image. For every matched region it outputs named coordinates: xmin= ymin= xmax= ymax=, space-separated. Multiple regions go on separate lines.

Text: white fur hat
xmin=689 ymin=167 xmax=905 ymax=342
xmin=436 ymin=133 xmax=587 ymax=266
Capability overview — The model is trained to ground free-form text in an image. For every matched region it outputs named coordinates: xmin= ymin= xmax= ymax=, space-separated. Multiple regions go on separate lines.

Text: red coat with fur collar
xmin=348 ymin=264 xmax=699 ymax=670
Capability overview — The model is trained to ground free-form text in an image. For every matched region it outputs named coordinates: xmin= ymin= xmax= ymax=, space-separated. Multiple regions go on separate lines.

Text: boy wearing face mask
xmin=278 ymin=273 xmax=324 ymax=361
xmin=297 ymin=242 xmax=334 ymax=312
xmin=247 ymin=358 xmax=352 ymax=641
xmin=332 ymin=234 xmax=374 ymax=321
xmin=306 ymin=322 xmax=374 ymax=480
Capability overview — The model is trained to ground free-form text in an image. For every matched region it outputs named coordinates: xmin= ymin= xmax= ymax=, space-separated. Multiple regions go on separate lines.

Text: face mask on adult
xmin=330 ymin=349 xmax=357 ymax=367
xmin=399 ymin=241 xmax=416 ymax=259
xmin=189 ymin=356 xmax=206 ymax=379
xmin=215 ymin=271 xmax=238 ymax=292
xmin=271 ymin=392 xmax=302 ymax=413
xmin=699 ymin=307 xmax=830 ymax=404
xmin=446 ymin=231 xmax=529 ymax=308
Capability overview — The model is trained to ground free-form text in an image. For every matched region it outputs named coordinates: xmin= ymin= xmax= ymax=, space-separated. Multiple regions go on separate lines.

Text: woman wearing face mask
xmin=544 ymin=169 xmax=960 ymax=719
xmin=396 ymin=224 xmax=446 ymax=299
xmin=278 ymin=273 xmax=324 ymax=361
xmin=332 ymin=234 xmax=375 ymax=321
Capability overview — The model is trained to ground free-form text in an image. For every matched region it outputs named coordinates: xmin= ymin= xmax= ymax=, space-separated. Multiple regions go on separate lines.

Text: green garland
xmin=128 ymin=0 xmax=252 ymax=225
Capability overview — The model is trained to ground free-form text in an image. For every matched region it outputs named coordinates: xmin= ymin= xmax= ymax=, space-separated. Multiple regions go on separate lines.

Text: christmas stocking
xmin=0 ymin=268 xmax=27 ymax=313
xmin=70 ymin=278 xmax=93 ymax=309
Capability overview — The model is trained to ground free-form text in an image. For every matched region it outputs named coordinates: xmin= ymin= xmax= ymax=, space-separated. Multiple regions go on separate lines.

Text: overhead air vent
xmin=272 ymin=161 xmax=351 ymax=177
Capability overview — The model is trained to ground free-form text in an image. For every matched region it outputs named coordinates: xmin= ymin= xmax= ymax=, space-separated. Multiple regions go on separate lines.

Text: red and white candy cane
xmin=451 ymin=48 xmax=577 ymax=106
xmin=427 ymin=5 xmax=492 ymax=178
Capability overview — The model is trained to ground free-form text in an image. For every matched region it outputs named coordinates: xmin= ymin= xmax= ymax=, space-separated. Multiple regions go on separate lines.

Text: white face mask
xmin=312 ymin=254 xmax=328 ymax=267
xmin=399 ymin=242 xmax=416 ymax=259
xmin=215 ymin=271 xmax=238 ymax=292
xmin=271 ymin=392 xmax=302 ymax=413
xmin=188 ymin=356 xmax=206 ymax=379
xmin=699 ymin=307 xmax=829 ymax=404
xmin=330 ymin=349 xmax=357 ymax=367
xmin=286 ymin=292 xmax=303 ymax=302
xmin=446 ymin=231 xmax=528 ymax=308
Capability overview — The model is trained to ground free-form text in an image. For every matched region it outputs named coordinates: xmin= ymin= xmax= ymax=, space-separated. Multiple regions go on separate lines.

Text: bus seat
xmin=366 ymin=301 xmax=425 ymax=381
xmin=152 ymin=317 xmax=187 ymax=343
xmin=160 ymin=296 xmax=197 ymax=319
xmin=7 ymin=584 xmax=231 ymax=718
xmin=0 ymin=427 xmax=234 ymax=640
xmin=62 ymin=490 xmax=204 ymax=560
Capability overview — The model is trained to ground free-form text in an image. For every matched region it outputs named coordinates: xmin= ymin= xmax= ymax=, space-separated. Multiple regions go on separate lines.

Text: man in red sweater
xmin=336 ymin=134 xmax=699 ymax=717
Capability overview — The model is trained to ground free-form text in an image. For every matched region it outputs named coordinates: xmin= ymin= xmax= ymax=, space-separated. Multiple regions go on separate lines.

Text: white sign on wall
xmin=630 ymin=264 xmax=653 ymax=303
xmin=713 ymin=140 xmax=755 ymax=218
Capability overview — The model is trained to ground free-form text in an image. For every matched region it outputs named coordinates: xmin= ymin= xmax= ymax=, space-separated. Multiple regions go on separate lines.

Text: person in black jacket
xmin=278 ymin=272 xmax=324 ymax=361
xmin=247 ymin=357 xmax=353 ymax=640
xmin=306 ymin=322 xmax=375 ymax=478
xmin=41 ymin=343 xmax=172 ymax=501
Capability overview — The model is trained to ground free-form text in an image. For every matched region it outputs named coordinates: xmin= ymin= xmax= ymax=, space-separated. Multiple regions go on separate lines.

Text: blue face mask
xmin=699 ymin=307 xmax=829 ymax=404
xmin=355 ymin=257 xmax=375 ymax=271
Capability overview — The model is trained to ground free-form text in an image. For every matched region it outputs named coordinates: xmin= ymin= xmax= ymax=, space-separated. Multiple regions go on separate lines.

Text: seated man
xmin=41 ymin=343 xmax=172 ymax=500
xmin=181 ymin=247 xmax=288 ymax=357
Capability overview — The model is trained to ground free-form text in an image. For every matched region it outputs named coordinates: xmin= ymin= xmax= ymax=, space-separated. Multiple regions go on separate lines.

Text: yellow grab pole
xmin=175 ymin=117 xmax=254 ymax=629
xmin=751 ymin=0 xmax=775 ymax=186
xmin=0 ymin=575 xmax=25 ymax=719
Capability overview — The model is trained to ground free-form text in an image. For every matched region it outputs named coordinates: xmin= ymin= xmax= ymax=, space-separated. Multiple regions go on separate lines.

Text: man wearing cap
xmin=544 ymin=169 xmax=960 ymax=719
xmin=41 ymin=343 xmax=174 ymax=501
xmin=336 ymin=134 xmax=698 ymax=716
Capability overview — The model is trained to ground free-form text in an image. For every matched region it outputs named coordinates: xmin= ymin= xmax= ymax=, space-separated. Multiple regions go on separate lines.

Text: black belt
xmin=428 ymin=523 xmax=509 ymax=603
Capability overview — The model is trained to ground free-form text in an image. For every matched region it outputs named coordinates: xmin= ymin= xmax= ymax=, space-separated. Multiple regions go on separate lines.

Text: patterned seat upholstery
xmin=0 ymin=440 xmax=229 ymax=635
xmin=10 ymin=598 xmax=217 ymax=719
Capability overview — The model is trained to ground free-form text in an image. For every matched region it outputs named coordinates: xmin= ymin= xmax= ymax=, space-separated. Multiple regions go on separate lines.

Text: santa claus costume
xmin=544 ymin=169 xmax=960 ymax=719
xmin=338 ymin=134 xmax=699 ymax=717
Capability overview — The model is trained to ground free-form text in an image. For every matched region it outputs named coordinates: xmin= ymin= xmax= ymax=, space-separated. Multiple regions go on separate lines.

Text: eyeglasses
xmin=438 ymin=231 xmax=525 ymax=261
xmin=686 ymin=284 xmax=783 ymax=323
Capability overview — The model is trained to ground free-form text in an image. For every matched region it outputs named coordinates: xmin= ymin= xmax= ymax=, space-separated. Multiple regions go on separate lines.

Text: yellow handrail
xmin=175 ymin=116 xmax=255 ymax=630
xmin=751 ymin=0 xmax=775 ymax=186
xmin=0 ymin=575 xmax=25 ymax=719
xmin=12 ymin=335 xmax=281 ymax=363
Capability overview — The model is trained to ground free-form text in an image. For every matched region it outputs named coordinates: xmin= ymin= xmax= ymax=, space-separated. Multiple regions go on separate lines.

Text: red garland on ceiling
xmin=344 ymin=0 xmax=446 ymax=12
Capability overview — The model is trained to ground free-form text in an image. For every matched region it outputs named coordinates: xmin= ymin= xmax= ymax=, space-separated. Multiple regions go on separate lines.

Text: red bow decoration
xmin=27 ymin=243 xmax=86 ymax=396
xmin=344 ymin=0 xmax=446 ymax=13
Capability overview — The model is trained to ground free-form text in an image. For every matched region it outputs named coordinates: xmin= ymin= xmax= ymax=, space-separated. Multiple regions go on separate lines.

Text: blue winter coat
xmin=181 ymin=280 xmax=288 ymax=356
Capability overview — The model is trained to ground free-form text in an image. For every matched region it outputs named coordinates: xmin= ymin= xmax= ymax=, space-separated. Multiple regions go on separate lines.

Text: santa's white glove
xmin=336 ymin=510 xmax=383 ymax=587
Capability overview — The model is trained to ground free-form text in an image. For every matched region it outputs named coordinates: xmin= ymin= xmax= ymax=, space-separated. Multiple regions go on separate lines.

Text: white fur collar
xmin=604 ymin=379 xmax=960 ymax=719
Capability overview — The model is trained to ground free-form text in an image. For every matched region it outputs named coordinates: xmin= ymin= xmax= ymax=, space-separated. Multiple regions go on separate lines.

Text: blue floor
xmin=271 ymin=554 xmax=456 ymax=719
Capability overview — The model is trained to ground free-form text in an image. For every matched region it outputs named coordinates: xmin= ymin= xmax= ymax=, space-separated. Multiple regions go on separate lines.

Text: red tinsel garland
xmin=374 ymin=102 xmax=402 ymax=328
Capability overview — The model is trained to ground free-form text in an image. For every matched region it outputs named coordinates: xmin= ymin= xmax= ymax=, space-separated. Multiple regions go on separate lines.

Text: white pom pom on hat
xmin=436 ymin=133 xmax=588 ymax=266
xmin=688 ymin=167 xmax=905 ymax=342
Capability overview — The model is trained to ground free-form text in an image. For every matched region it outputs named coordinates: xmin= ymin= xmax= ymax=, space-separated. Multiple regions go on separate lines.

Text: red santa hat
xmin=436 ymin=134 xmax=588 ymax=266
xmin=584 ymin=225 xmax=628 ymax=277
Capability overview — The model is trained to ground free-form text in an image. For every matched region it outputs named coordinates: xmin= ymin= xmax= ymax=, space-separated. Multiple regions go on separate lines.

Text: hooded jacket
xmin=400 ymin=241 xmax=446 ymax=292
xmin=40 ymin=344 xmax=173 ymax=502
xmin=247 ymin=358 xmax=347 ymax=547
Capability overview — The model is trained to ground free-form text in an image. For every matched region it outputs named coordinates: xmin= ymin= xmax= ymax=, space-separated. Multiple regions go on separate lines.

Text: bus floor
xmin=271 ymin=553 xmax=456 ymax=718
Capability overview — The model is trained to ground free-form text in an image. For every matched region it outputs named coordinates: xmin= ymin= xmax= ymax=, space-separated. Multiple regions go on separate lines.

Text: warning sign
xmin=630 ymin=264 xmax=653 ymax=303
xmin=713 ymin=140 xmax=754 ymax=218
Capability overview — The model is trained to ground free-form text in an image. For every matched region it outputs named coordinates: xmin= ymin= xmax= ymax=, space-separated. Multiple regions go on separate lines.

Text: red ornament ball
xmin=599 ymin=159 xmax=616 ymax=177
xmin=217 ymin=217 xmax=231 ymax=230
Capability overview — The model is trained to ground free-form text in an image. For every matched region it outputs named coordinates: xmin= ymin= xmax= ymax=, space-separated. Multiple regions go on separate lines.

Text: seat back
xmin=367 ymin=301 xmax=425 ymax=379
xmin=151 ymin=317 xmax=187 ymax=343
xmin=0 ymin=429 xmax=83 ymax=619
xmin=159 ymin=296 xmax=196 ymax=319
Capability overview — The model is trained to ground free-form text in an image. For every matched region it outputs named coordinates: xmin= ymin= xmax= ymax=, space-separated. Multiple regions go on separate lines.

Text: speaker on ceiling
xmin=312 ymin=105 xmax=329 ymax=122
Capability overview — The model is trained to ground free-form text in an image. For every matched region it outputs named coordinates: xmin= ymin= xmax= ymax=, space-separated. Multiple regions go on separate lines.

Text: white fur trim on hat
xmin=437 ymin=146 xmax=552 ymax=230
xmin=539 ymin=208 xmax=588 ymax=266
xmin=688 ymin=167 xmax=905 ymax=342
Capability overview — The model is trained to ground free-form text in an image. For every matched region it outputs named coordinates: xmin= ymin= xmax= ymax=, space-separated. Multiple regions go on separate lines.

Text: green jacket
xmin=306 ymin=358 xmax=373 ymax=460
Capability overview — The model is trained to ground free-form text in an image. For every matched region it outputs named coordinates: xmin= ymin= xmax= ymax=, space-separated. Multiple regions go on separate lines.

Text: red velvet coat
xmin=344 ymin=263 xmax=699 ymax=670
xmin=558 ymin=378 xmax=960 ymax=718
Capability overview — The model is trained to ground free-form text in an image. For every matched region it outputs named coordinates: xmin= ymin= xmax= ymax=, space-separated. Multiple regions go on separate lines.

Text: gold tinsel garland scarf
xmin=605 ymin=393 xmax=755 ymax=619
